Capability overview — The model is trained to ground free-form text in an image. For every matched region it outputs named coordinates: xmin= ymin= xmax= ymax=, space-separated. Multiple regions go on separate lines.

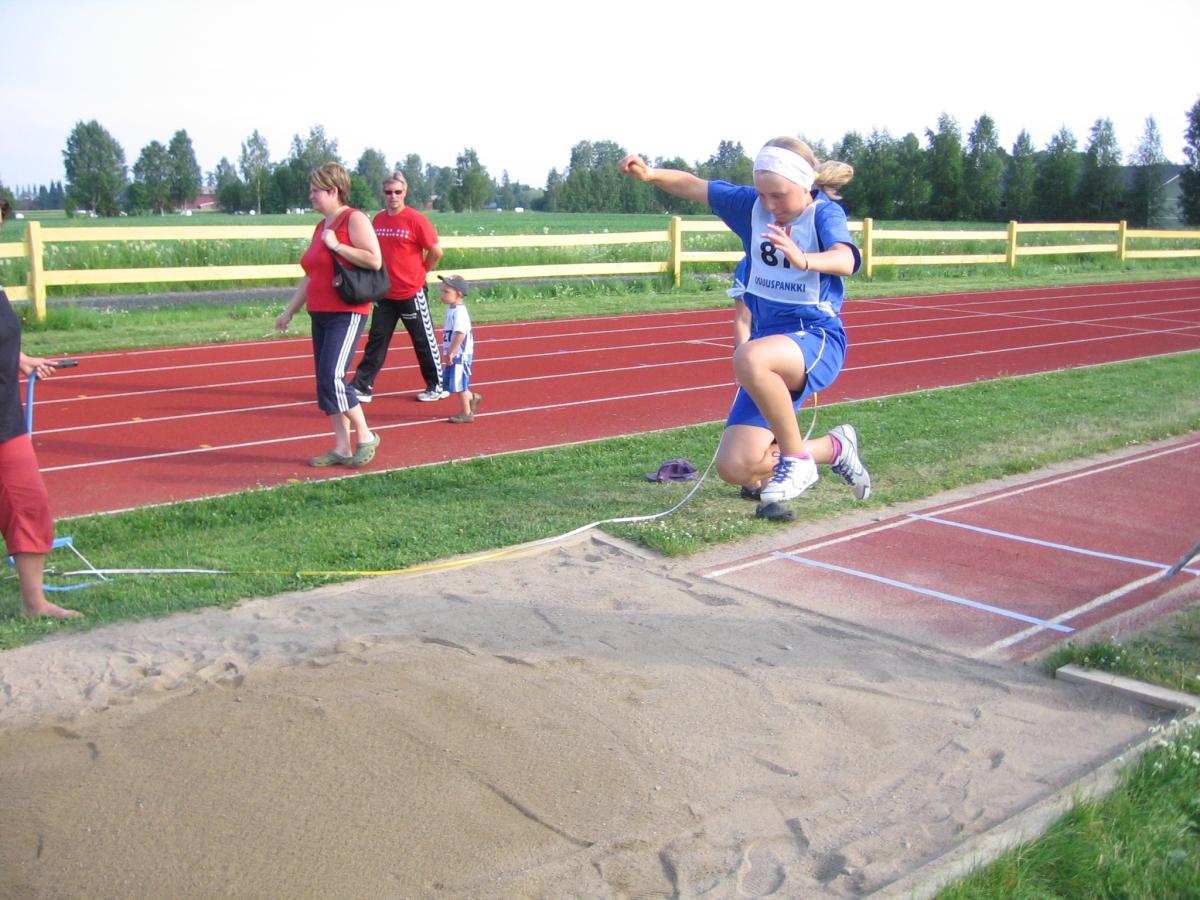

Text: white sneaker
xmin=416 ymin=388 xmax=450 ymax=402
xmin=829 ymin=424 xmax=871 ymax=500
xmin=759 ymin=454 xmax=819 ymax=504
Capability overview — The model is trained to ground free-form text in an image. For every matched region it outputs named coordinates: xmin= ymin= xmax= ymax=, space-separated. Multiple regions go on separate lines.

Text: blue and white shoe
xmin=830 ymin=424 xmax=871 ymax=500
xmin=760 ymin=454 xmax=819 ymax=504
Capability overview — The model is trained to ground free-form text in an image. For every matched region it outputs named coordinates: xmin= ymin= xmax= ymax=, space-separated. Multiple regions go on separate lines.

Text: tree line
xmin=5 ymin=99 xmax=1200 ymax=225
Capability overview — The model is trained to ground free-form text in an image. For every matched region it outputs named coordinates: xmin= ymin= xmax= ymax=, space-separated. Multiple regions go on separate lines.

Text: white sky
xmin=2 ymin=0 xmax=1197 ymax=190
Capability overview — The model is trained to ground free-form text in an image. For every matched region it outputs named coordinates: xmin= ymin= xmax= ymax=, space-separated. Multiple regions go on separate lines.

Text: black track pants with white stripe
xmin=352 ymin=289 xmax=444 ymax=393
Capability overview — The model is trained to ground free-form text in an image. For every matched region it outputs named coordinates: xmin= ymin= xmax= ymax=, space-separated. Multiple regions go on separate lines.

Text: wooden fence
xmin=2 ymin=217 xmax=1197 ymax=320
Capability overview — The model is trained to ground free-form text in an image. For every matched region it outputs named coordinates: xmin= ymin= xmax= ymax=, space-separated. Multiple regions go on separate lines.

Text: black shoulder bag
xmin=328 ymin=211 xmax=391 ymax=303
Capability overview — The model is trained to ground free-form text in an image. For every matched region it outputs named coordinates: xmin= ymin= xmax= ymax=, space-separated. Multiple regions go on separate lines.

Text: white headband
xmin=753 ymin=146 xmax=816 ymax=189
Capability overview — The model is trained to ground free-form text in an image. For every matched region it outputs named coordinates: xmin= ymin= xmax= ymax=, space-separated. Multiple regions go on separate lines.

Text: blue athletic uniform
xmin=708 ymin=181 xmax=861 ymax=430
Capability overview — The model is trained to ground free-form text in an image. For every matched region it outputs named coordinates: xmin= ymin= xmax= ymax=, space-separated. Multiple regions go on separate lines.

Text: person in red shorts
xmin=0 ymin=287 xmax=79 ymax=618
xmin=350 ymin=172 xmax=446 ymax=403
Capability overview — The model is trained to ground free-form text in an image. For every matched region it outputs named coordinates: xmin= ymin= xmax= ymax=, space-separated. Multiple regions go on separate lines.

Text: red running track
xmin=698 ymin=437 xmax=1200 ymax=662
xmin=27 ymin=278 xmax=1200 ymax=518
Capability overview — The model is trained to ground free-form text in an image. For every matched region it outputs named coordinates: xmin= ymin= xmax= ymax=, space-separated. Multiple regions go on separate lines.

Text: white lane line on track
xmin=977 ymin=572 xmax=1185 ymax=658
xmin=36 ymin=321 xmax=734 ymax=383
xmin=34 ymin=353 xmax=734 ymax=435
xmin=704 ymin=439 xmax=1200 ymax=580
xmin=32 ymin=321 xmax=1200 ymax=434
xmin=849 ymin=281 xmax=1199 ymax=314
xmin=68 ymin=307 xmax=743 ymax=362
xmin=39 ymin=380 xmax=738 ymax=472
xmin=908 ymin=513 xmax=1193 ymax=573
xmin=769 ymin=551 xmax=1075 ymax=633
xmin=32 ymin=341 xmax=735 ymax=408
xmin=36 ymin=299 xmax=1200 ymax=403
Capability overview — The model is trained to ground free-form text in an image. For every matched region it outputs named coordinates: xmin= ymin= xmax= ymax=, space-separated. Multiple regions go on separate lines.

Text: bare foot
xmin=21 ymin=601 xmax=82 ymax=619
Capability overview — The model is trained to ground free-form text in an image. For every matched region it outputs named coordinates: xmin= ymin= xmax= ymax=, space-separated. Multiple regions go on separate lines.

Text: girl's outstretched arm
xmin=618 ymin=155 xmax=710 ymax=204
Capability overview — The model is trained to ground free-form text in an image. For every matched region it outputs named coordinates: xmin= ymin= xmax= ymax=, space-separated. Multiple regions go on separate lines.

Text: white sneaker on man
xmin=759 ymin=454 xmax=819 ymax=504
xmin=416 ymin=388 xmax=450 ymax=402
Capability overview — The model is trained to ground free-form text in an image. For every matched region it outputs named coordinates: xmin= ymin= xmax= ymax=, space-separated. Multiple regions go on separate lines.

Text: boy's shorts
xmin=725 ymin=323 xmax=846 ymax=430
xmin=445 ymin=355 xmax=473 ymax=393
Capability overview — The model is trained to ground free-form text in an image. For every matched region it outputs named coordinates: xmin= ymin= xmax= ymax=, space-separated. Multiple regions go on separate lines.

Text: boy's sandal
xmin=349 ymin=433 xmax=381 ymax=468
xmin=310 ymin=450 xmax=351 ymax=467
xmin=469 ymin=393 xmax=483 ymax=414
xmin=448 ymin=413 xmax=474 ymax=424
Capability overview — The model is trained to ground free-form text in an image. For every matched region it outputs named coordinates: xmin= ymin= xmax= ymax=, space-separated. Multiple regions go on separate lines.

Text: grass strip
xmin=1 ymin=351 xmax=1197 ymax=650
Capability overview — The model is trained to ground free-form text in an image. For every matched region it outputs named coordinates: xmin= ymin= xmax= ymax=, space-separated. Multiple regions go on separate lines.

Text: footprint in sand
xmin=736 ymin=841 xmax=787 ymax=895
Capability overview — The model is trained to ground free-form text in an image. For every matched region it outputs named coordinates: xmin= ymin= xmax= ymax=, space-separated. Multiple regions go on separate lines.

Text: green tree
xmin=239 ymin=130 xmax=272 ymax=215
xmin=699 ymin=140 xmax=752 ymax=184
xmin=354 ymin=147 xmax=390 ymax=209
xmin=1005 ymin=130 xmax=1038 ymax=221
xmin=497 ymin=171 xmax=516 ymax=210
xmin=448 ymin=148 xmax=491 ymax=212
xmin=62 ymin=119 xmax=126 ymax=216
xmin=558 ymin=140 xmax=628 ymax=212
xmin=290 ymin=125 xmax=341 ymax=172
xmin=278 ymin=125 xmax=341 ymax=210
xmin=964 ymin=114 xmax=1004 ymax=221
xmin=539 ymin=168 xmax=562 ymax=212
xmin=398 ymin=154 xmax=429 ymax=207
xmin=0 ymin=182 xmax=17 ymax=226
xmin=892 ymin=133 xmax=931 ymax=220
xmin=1077 ymin=118 xmax=1123 ymax=221
xmin=832 ymin=131 xmax=866 ymax=214
xmin=925 ymin=113 xmax=965 ymax=220
xmin=1036 ymin=127 xmax=1081 ymax=221
xmin=856 ymin=130 xmax=900 ymax=219
xmin=213 ymin=157 xmax=245 ymax=212
xmin=131 ymin=140 xmax=171 ymax=214
xmin=1181 ymin=97 xmax=1200 ymax=226
xmin=167 ymin=129 xmax=201 ymax=211
xmin=348 ymin=174 xmax=375 ymax=211
xmin=1127 ymin=117 xmax=1168 ymax=227
xmin=428 ymin=165 xmax=455 ymax=211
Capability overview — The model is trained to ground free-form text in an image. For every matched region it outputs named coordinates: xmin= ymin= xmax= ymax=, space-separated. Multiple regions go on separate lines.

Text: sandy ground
xmin=0 ymin=513 xmax=1168 ymax=898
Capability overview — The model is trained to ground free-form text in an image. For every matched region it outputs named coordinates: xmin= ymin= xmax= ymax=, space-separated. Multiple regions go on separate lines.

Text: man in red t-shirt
xmin=350 ymin=173 xmax=446 ymax=402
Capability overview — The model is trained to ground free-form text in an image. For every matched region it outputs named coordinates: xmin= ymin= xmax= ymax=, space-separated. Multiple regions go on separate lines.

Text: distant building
xmin=179 ymin=193 xmax=217 ymax=212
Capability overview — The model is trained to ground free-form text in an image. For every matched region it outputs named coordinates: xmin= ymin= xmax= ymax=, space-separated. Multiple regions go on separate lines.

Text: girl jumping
xmin=618 ymin=137 xmax=871 ymax=512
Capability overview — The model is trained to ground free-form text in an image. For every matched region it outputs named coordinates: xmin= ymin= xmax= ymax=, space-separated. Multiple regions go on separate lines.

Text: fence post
xmin=25 ymin=221 xmax=47 ymax=320
xmin=860 ymin=218 xmax=873 ymax=279
xmin=668 ymin=216 xmax=682 ymax=288
xmin=1006 ymin=220 xmax=1018 ymax=269
xmin=1117 ymin=220 xmax=1127 ymax=263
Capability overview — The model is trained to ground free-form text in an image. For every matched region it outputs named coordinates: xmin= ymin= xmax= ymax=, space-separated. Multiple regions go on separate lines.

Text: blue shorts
xmin=725 ymin=300 xmax=847 ymax=430
xmin=445 ymin=355 xmax=473 ymax=393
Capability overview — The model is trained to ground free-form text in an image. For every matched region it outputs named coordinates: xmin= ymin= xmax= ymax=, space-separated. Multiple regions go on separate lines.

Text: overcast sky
xmin=2 ymin=0 xmax=1197 ymax=190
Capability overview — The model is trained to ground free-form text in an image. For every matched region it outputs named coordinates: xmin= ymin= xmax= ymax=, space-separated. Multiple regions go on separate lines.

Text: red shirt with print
xmin=372 ymin=207 xmax=439 ymax=299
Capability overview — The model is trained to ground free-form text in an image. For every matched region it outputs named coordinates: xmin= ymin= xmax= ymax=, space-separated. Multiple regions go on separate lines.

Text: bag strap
xmin=324 ymin=208 xmax=357 ymax=260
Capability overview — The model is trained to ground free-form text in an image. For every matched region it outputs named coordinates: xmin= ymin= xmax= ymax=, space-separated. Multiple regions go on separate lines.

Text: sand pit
xmin=0 ymin=531 xmax=1163 ymax=897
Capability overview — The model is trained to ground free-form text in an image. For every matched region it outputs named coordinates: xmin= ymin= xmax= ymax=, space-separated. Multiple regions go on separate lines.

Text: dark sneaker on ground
xmin=829 ymin=424 xmax=871 ymax=500
xmin=759 ymin=454 xmax=818 ymax=504
xmin=739 ymin=485 xmax=762 ymax=501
